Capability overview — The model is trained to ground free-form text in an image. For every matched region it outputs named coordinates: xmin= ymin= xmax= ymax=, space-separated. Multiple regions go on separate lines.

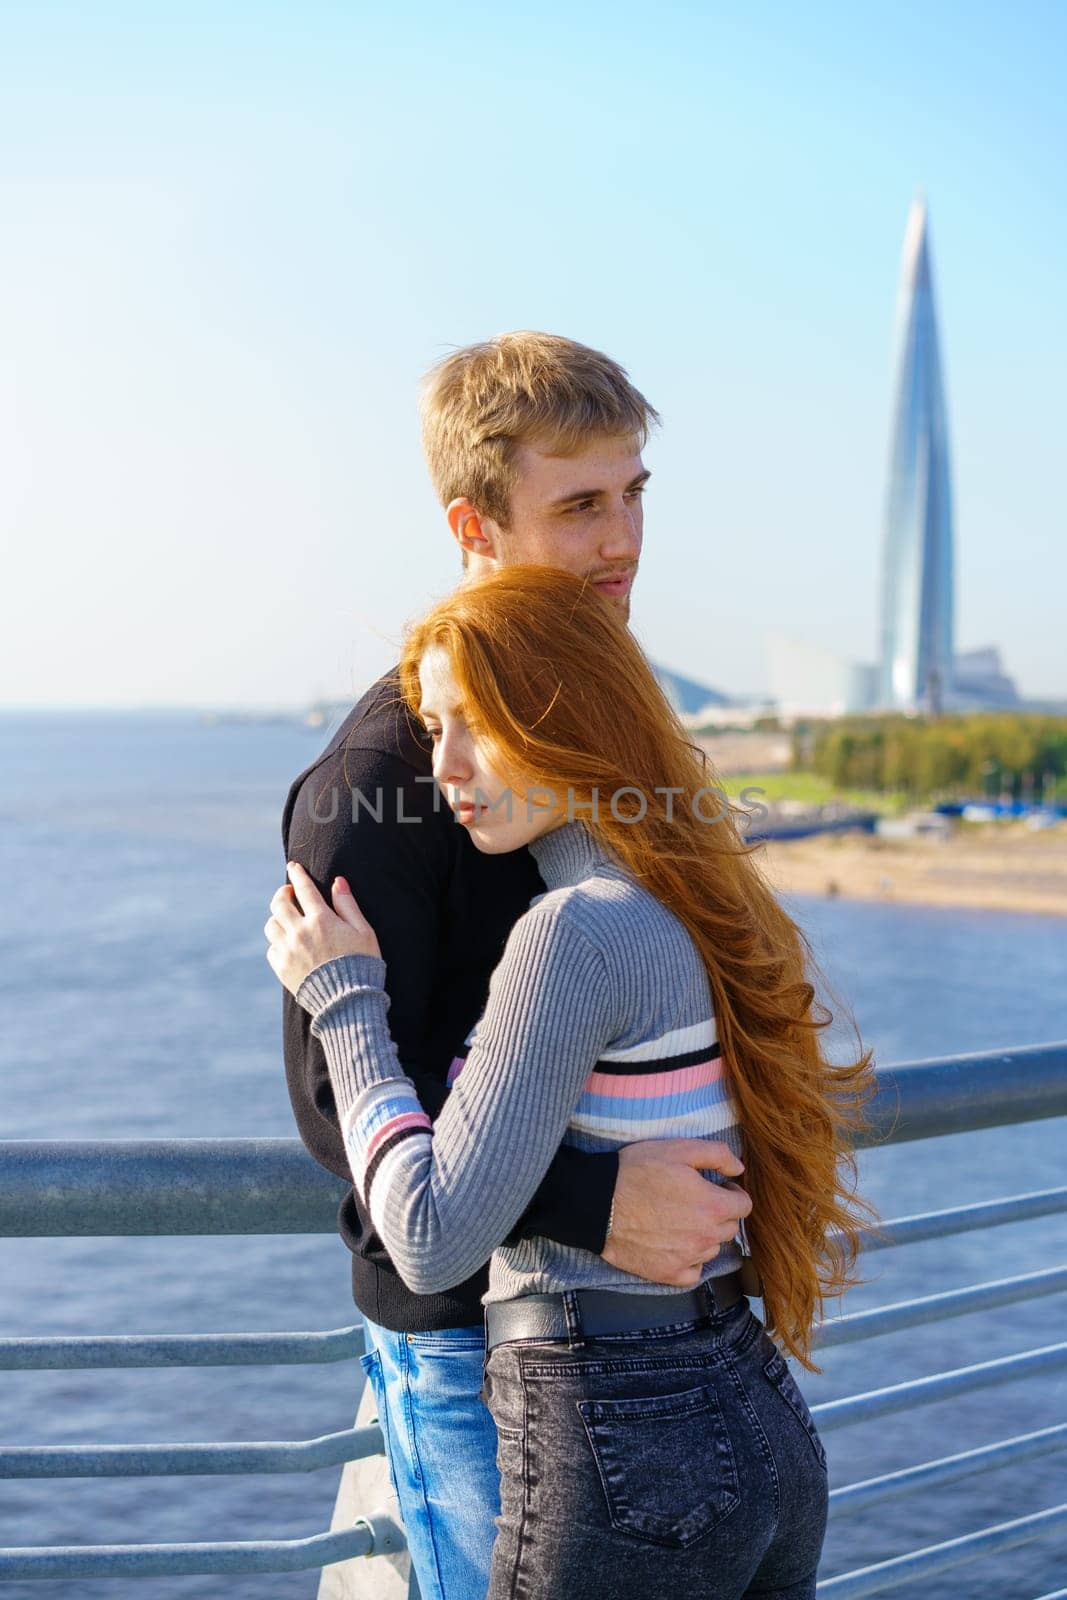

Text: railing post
xmin=318 ymin=1377 xmax=414 ymax=1600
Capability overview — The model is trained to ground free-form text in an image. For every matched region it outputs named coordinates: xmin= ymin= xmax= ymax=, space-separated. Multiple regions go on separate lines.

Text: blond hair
xmin=419 ymin=332 xmax=659 ymax=538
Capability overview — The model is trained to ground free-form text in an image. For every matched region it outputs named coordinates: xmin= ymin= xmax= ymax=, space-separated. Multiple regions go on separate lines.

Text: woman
xmin=266 ymin=566 xmax=876 ymax=1599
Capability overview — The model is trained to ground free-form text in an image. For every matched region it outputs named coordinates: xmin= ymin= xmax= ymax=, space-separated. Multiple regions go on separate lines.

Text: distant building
xmin=758 ymin=197 xmax=1021 ymax=723
xmin=652 ymin=662 xmax=733 ymax=719
xmin=949 ymin=646 xmax=1020 ymax=710
xmin=878 ymin=196 xmax=956 ymax=713
xmin=766 ymin=636 xmax=1021 ymax=720
xmin=766 ymin=635 xmax=877 ymax=719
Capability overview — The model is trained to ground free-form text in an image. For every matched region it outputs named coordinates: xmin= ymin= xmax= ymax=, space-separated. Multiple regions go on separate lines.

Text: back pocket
xmin=578 ymin=1383 xmax=740 ymax=1549
xmin=762 ymin=1349 xmax=827 ymax=1472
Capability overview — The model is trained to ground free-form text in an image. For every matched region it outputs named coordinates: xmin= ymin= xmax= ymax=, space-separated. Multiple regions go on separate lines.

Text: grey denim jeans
xmin=481 ymin=1293 xmax=828 ymax=1600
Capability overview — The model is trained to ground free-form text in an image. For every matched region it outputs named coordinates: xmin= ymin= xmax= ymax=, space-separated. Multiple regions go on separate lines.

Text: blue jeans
xmin=360 ymin=1315 xmax=498 ymax=1600
xmin=482 ymin=1295 xmax=828 ymax=1599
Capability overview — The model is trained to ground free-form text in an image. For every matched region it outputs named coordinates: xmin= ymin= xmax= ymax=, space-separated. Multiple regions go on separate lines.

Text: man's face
xmin=457 ymin=435 xmax=648 ymax=621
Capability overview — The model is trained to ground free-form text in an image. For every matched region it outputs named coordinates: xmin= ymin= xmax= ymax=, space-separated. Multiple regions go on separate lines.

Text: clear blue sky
xmin=3 ymin=0 xmax=1064 ymax=708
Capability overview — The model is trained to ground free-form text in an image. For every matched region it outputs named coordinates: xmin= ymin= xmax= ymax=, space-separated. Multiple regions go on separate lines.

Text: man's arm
xmin=601 ymin=1141 xmax=753 ymax=1286
xmin=503 ymin=1142 xmax=618 ymax=1254
xmin=507 ymin=1137 xmax=753 ymax=1284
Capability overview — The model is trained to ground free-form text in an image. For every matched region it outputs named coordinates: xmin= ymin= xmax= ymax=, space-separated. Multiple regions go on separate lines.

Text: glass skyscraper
xmin=878 ymin=197 xmax=955 ymax=712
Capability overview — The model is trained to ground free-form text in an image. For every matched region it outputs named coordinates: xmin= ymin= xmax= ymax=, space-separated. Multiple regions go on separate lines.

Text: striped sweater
xmin=296 ymin=818 xmax=745 ymax=1303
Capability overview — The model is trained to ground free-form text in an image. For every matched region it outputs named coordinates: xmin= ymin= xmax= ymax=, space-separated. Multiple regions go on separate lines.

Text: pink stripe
xmin=583 ymin=1057 xmax=725 ymax=1101
xmin=446 ymin=1055 xmax=467 ymax=1085
xmin=365 ymin=1111 xmax=432 ymax=1164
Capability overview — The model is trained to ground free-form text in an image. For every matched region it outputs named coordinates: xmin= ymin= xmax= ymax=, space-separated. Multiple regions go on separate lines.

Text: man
xmin=282 ymin=332 xmax=753 ymax=1599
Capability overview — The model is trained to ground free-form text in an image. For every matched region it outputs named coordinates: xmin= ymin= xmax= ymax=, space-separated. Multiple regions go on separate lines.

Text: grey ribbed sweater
xmin=296 ymin=819 xmax=745 ymax=1303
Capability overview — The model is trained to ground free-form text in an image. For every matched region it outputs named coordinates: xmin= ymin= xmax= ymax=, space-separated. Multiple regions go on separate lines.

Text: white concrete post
xmin=317 ymin=1378 xmax=416 ymax=1600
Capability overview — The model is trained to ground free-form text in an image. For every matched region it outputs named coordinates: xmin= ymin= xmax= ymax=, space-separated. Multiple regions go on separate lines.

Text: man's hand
xmin=601 ymin=1140 xmax=752 ymax=1287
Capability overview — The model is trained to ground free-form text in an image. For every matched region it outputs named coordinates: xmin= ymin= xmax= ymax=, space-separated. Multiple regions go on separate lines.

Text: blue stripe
xmin=575 ymin=1078 xmax=735 ymax=1120
xmin=350 ymin=1086 xmax=424 ymax=1152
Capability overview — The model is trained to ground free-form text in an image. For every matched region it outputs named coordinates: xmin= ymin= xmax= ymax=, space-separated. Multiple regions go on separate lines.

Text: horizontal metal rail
xmin=856 ymin=1039 xmax=1067 ymax=1146
xmin=0 ymin=1137 xmax=349 ymax=1237
xmin=813 ymin=1264 xmax=1067 ymax=1347
xmin=2 ymin=1182 xmax=1059 ymax=1374
xmin=2 ymin=1042 xmax=1063 ymax=1239
xmin=2 ymin=1255 xmax=1060 ymax=1372
xmin=5 ymin=1337 xmax=1063 ymax=1480
xmin=813 ymin=1342 xmax=1067 ymax=1431
xmin=828 ymin=1423 xmax=1067 ymax=1517
xmin=1 ymin=1188 xmax=1060 ymax=1372
xmin=851 ymin=1185 xmax=1067 ymax=1251
xmin=815 ymin=1502 xmax=1067 ymax=1597
xmin=0 ymin=1425 xmax=384 ymax=1479
xmin=0 ymin=1512 xmax=406 ymax=1581
xmin=0 ymin=1324 xmax=365 ymax=1371
xmin=1 ymin=1041 xmax=1064 ymax=1585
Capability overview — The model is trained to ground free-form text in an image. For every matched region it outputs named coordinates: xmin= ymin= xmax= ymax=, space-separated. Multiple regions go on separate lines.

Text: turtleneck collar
xmin=527 ymin=818 xmax=618 ymax=891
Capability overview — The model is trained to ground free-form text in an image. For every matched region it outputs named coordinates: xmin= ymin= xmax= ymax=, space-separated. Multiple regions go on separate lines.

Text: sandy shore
xmin=758 ymin=821 xmax=1067 ymax=917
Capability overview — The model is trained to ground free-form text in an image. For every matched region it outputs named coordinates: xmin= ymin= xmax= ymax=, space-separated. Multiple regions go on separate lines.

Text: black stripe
xmin=364 ymin=1122 xmax=431 ymax=1203
xmin=591 ymin=1042 xmax=722 ymax=1077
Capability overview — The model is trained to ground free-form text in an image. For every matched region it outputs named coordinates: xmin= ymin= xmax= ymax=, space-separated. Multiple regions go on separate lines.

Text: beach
xmin=758 ymin=820 xmax=1067 ymax=916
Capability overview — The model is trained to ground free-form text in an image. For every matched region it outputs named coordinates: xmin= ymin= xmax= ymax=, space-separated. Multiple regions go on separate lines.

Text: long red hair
xmin=397 ymin=565 xmax=878 ymax=1368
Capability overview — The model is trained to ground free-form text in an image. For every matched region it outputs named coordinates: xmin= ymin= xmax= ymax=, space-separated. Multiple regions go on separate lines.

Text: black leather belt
xmin=485 ymin=1271 xmax=745 ymax=1352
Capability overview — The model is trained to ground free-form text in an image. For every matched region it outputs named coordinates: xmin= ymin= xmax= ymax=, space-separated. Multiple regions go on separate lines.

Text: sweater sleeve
xmin=282 ymin=743 xmax=454 ymax=1188
xmin=295 ymin=905 xmax=617 ymax=1295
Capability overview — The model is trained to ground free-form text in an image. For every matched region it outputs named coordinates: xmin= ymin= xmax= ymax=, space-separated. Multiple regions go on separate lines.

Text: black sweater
xmin=281 ymin=667 xmax=619 ymax=1331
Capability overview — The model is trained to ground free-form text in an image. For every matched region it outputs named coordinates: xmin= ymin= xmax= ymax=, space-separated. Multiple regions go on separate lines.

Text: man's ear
xmin=447 ymin=498 xmax=502 ymax=563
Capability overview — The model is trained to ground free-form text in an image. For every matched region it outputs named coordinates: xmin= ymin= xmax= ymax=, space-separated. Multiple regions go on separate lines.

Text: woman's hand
xmin=265 ymin=861 xmax=382 ymax=997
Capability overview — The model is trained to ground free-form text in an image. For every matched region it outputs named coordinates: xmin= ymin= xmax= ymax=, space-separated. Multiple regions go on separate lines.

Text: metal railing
xmin=1 ymin=1039 xmax=1065 ymax=1594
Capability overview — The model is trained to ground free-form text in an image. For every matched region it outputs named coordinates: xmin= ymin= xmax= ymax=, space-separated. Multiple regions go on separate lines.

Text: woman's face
xmin=416 ymin=646 xmax=564 ymax=854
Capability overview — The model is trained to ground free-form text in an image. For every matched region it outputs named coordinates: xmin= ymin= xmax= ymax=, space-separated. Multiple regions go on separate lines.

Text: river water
xmin=1 ymin=712 xmax=1064 ymax=1599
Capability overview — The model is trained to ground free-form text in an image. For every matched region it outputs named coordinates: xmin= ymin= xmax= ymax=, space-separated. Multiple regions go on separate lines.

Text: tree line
xmin=791 ymin=714 xmax=1067 ymax=803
